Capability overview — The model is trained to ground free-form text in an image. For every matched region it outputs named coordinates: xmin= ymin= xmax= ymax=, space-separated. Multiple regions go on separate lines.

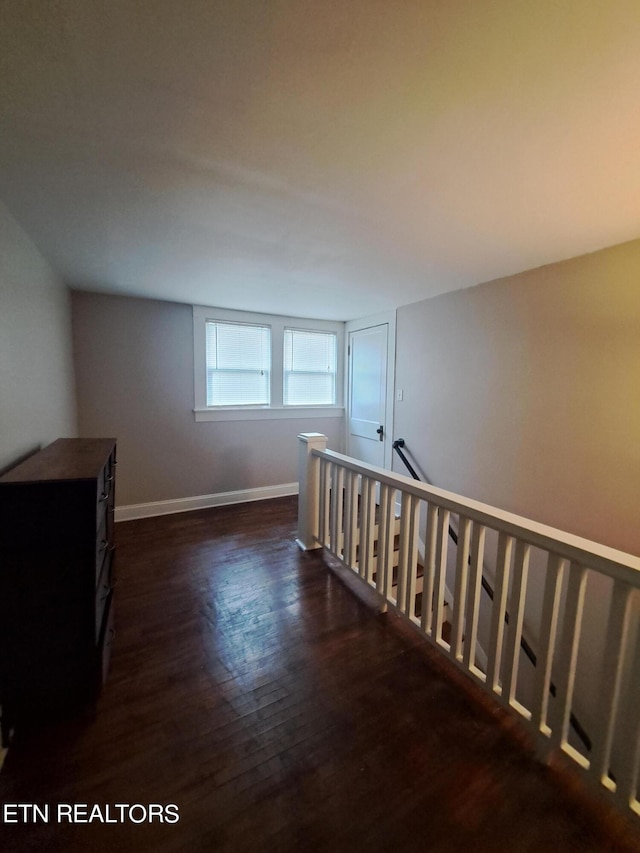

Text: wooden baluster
xmin=532 ymin=554 xmax=565 ymax=745
xmin=502 ymin=540 xmax=531 ymax=708
xmin=375 ymin=484 xmax=389 ymax=596
xmin=486 ymin=532 xmax=514 ymax=695
xmin=613 ymin=591 xmax=640 ymax=810
xmin=548 ymin=562 xmax=587 ymax=754
xmin=463 ymin=522 xmax=486 ymax=676
xmin=420 ymin=504 xmax=438 ymax=636
xmin=395 ymin=492 xmax=410 ymax=614
xmin=342 ymin=470 xmax=359 ymax=571
xmin=589 ymin=582 xmax=635 ymax=789
xmin=398 ymin=493 xmax=420 ymax=619
xmin=342 ymin=467 xmax=351 ymax=565
xmin=317 ymin=458 xmax=327 ymax=548
xmin=360 ymin=477 xmax=377 ymax=583
xmin=329 ymin=464 xmax=344 ymax=558
xmin=451 ymin=516 xmax=471 ymax=662
xmin=432 ymin=507 xmax=450 ymax=645
xmin=326 ymin=462 xmax=333 ymax=552
xmin=376 ymin=485 xmax=396 ymax=601
xmin=322 ymin=458 xmax=332 ymax=548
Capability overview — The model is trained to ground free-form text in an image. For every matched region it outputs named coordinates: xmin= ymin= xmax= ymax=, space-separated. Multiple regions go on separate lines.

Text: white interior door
xmin=347 ymin=316 xmax=395 ymax=469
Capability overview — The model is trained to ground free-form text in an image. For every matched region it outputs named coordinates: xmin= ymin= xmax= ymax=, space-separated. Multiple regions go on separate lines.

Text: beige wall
xmin=72 ymin=291 xmax=345 ymax=507
xmin=0 ymin=202 xmax=77 ymax=472
xmin=394 ymin=239 xmax=640 ymax=557
xmin=394 ymin=239 xmax=640 ymax=742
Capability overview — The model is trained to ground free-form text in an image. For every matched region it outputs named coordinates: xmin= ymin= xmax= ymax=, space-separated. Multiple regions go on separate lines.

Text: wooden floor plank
xmin=0 ymin=496 xmax=637 ymax=852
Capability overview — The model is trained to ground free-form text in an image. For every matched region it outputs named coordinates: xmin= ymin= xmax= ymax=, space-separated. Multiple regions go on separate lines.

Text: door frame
xmin=345 ymin=310 xmax=396 ymax=470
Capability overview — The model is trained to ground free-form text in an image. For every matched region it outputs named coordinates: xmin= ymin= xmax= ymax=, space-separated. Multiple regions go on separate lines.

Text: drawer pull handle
xmin=99 ymin=490 xmax=109 ymax=502
xmin=106 ymin=474 xmax=114 ymax=483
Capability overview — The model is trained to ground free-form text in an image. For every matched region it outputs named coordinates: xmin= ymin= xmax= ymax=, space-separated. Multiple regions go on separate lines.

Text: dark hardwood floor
xmin=0 ymin=496 xmax=637 ymax=852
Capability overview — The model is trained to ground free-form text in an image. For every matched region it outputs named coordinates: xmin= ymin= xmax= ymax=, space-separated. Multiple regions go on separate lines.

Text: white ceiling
xmin=2 ymin=1 xmax=640 ymax=321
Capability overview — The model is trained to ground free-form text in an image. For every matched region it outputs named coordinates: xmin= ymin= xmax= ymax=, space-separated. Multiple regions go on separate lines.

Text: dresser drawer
xmin=95 ymin=515 xmax=115 ymax=587
xmin=96 ymin=477 xmax=112 ymax=517
xmin=95 ymin=514 xmax=110 ymax=585
xmin=97 ymin=461 xmax=116 ymax=538
xmin=95 ymin=550 xmax=113 ymax=643
xmin=98 ymin=592 xmax=114 ymax=687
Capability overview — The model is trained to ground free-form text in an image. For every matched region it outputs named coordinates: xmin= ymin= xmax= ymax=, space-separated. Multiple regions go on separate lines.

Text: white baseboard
xmin=115 ymin=482 xmax=299 ymax=522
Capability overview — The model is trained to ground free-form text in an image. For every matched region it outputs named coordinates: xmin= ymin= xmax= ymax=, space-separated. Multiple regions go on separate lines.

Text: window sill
xmin=193 ymin=406 xmax=345 ymax=423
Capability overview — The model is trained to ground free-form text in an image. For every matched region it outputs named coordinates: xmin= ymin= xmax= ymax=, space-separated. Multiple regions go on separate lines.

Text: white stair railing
xmin=297 ymin=433 xmax=640 ymax=822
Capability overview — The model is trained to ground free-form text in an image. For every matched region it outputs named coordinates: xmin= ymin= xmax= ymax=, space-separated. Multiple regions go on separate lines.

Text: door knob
xmin=376 ymin=425 xmax=384 ymax=441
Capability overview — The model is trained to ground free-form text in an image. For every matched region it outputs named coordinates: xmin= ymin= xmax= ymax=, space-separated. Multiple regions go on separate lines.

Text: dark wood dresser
xmin=0 ymin=438 xmax=116 ymax=744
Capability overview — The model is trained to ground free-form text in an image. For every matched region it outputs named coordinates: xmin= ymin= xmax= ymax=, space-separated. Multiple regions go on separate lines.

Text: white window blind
xmin=283 ymin=329 xmax=337 ymax=406
xmin=206 ymin=321 xmax=271 ymax=406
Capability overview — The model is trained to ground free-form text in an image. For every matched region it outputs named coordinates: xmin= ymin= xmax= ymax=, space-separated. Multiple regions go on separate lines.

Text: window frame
xmin=205 ymin=319 xmax=272 ymax=408
xmin=283 ymin=327 xmax=338 ymax=407
xmin=193 ymin=306 xmax=344 ymax=422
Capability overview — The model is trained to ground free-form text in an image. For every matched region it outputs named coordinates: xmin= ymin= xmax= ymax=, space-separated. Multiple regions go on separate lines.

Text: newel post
xmin=296 ymin=433 xmax=328 ymax=551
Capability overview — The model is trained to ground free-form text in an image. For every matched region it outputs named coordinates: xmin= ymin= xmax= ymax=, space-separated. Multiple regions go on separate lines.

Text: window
xmin=283 ymin=329 xmax=337 ymax=406
xmin=205 ymin=321 xmax=270 ymax=406
xmin=193 ymin=306 xmax=344 ymax=421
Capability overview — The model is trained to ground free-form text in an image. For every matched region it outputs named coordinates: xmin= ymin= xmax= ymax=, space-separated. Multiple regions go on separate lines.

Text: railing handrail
xmin=391 ymin=438 xmax=593 ymax=754
xmin=314 ymin=447 xmax=640 ymax=584
xmin=391 ymin=438 xmax=420 ymax=481
xmin=299 ymin=433 xmax=640 ymax=821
